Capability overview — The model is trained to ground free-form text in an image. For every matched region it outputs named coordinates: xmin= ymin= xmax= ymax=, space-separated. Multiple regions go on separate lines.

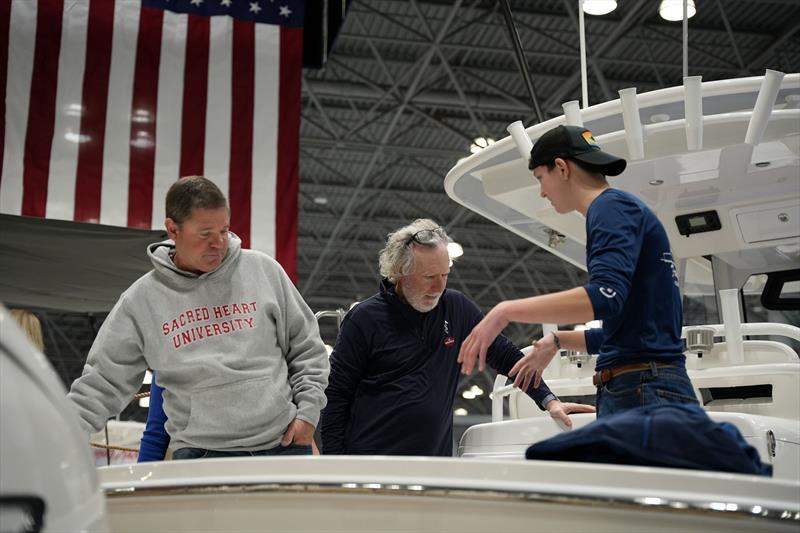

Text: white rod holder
xmin=684 ymin=76 xmax=703 ymax=151
xmin=507 ymin=120 xmax=533 ymax=160
xmin=491 ymin=376 xmax=507 ymax=422
xmin=744 ymin=69 xmax=785 ymax=146
xmin=719 ymin=288 xmax=744 ymax=364
xmin=619 ymin=87 xmax=644 ymax=160
xmin=563 ymin=100 xmax=583 ymax=126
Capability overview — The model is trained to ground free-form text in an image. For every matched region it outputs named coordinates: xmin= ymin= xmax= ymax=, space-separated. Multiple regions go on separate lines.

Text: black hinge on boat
xmin=0 ymin=495 xmax=45 ymax=533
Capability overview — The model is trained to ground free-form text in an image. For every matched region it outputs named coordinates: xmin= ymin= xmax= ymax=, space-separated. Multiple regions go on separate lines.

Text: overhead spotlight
xmin=582 ymin=0 xmax=617 ymax=16
xmin=469 ymin=137 xmax=495 ymax=154
xmin=469 ymin=385 xmax=484 ymax=397
xmin=659 ymin=0 xmax=696 ymax=21
xmin=447 ymin=242 xmax=464 ymax=259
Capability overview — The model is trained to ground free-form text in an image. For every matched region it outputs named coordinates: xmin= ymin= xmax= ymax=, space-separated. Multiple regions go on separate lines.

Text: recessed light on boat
xmin=650 ymin=113 xmax=670 ymax=123
xmin=755 ymin=161 xmax=771 ymax=168
xmin=649 ymin=179 xmax=664 ymax=186
xmin=470 ymin=137 xmax=495 ymax=154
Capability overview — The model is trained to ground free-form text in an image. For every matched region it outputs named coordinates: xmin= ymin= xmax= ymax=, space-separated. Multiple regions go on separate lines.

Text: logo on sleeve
xmin=599 ymin=287 xmax=617 ymax=298
xmin=659 ymin=252 xmax=680 ymax=288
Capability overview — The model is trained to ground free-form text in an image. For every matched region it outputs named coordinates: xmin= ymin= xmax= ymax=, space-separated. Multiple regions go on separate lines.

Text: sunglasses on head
xmin=405 ymin=228 xmax=443 ymax=246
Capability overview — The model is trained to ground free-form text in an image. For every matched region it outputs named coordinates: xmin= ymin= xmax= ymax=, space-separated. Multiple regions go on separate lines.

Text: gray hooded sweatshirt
xmin=67 ymin=234 xmax=329 ymax=452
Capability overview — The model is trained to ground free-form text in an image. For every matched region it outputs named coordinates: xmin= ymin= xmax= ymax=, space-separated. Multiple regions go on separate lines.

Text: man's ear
xmin=554 ymin=158 xmax=570 ymax=179
xmin=165 ymin=218 xmax=179 ymax=240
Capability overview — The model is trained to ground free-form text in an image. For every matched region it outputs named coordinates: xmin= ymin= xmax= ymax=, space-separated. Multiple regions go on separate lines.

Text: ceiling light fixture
xmin=582 ymin=0 xmax=617 ymax=16
xmin=447 ymin=242 xmax=464 ymax=259
xmin=659 ymin=0 xmax=696 ymax=21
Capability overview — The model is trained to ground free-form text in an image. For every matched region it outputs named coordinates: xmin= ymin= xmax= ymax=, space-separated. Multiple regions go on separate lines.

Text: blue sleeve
xmin=462 ymin=296 xmax=558 ymax=410
xmin=137 ymin=375 xmax=170 ymax=462
xmin=584 ymin=328 xmax=604 ymax=354
xmin=584 ymin=194 xmax=644 ymax=320
xmin=319 ymin=312 xmax=369 ymax=454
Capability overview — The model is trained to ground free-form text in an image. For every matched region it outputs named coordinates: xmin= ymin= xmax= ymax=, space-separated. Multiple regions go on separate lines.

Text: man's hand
xmin=281 ymin=418 xmax=315 ymax=446
xmin=545 ymin=400 xmax=596 ymax=429
xmin=458 ymin=306 xmax=509 ymax=375
xmin=508 ymin=334 xmax=559 ymax=390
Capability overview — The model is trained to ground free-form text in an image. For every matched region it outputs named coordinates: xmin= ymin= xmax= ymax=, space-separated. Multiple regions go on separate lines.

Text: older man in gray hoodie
xmin=68 ymin=176 xmax=329 ymax=458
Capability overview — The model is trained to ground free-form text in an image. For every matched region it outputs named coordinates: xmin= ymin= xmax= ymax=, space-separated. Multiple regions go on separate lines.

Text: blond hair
xmin=11 ymin=309 xmax=44 ymax=352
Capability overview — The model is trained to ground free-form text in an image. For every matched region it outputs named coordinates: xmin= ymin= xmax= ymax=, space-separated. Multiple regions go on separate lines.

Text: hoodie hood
xmin=148 ymin=232 xmax=243 ymax=289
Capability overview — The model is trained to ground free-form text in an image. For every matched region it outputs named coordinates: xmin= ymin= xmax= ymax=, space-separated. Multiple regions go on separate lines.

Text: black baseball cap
xmin=528 ymin=125 xmax=627 ymax=176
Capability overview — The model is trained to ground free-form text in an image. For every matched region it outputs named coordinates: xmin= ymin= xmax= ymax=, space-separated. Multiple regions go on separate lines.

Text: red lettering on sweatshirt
xmin=165 ymin=300 xmax=260 ymax=349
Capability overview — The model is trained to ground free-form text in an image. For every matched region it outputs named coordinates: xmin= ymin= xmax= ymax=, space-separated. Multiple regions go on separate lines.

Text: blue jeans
xmin=173 ymin=443 xmax=312 ymax=460
xmin=596 ymin=364 xmax=698 ymax=418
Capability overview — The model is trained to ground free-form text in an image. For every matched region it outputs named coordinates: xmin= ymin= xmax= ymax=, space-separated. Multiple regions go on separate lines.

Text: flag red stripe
xmin=179 ymin=14 xmax=209 ymax=178
xmin=74 ymin=0 xmax=114 ymax=223
xmin=229 ymin=19 xmax=254 ymax=249
xmin=127 ymin=6 xmax=163 ymax=229
xmin=21 ymin=0 xmax=64 ymax=217
xmin=0 ymin=0 xmax=11 ymax=189
xmin=276 ymin=26 xmax=302 ymax=281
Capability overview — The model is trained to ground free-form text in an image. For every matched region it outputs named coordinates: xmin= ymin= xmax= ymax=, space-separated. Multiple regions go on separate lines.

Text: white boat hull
xmin=99 ymin=456 xmax=799 ymax=532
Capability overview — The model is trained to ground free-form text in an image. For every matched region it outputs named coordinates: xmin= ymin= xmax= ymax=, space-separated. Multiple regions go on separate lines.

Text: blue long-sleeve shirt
xmin=583 ymin=189 xmax=684 ymax=370
xmin=137 ymin=374 xmax=170 ymax=462
xmin=319 ymin=280 xmax=557 ymax=456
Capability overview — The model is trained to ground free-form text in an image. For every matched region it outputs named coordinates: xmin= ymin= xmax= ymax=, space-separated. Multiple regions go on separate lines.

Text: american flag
xmin=0 ymin=0 xmax=302 ymax=279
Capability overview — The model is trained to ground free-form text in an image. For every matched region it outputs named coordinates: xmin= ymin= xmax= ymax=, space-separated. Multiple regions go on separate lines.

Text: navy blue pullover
xmin=320 ymin=280 xmax=557 ymax=456
xmin=583 ymin=189 xmax=684 ymax=370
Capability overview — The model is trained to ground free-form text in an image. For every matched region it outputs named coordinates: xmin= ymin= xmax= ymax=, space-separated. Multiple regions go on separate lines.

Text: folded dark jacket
xmin=526 ymin=403 xmax=772 ymax=476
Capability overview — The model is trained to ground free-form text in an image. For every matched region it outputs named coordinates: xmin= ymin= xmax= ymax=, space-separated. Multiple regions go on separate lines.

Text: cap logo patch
xmin=581 ymin=131 xmax=598 ymax=146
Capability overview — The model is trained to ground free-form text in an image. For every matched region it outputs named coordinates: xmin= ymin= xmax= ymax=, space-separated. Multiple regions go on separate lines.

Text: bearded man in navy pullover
xmin=319 ymin=219 xmax=593 ymax=456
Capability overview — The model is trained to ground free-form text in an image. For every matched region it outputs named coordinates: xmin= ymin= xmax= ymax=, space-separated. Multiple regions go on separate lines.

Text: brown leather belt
xmin=592 ymin=362 xmax=675 ymax=387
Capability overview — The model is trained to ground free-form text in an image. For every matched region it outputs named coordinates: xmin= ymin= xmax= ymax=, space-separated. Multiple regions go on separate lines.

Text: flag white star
xmin=249 ymin=1 xmax=262 ymax=13
xmin=220 ymin=0 xmax=232 ymax=6
xmin=279 ymin=5 xmax=291 ymax=17
xmin=190 ymin=0 xmax=203 ymax=6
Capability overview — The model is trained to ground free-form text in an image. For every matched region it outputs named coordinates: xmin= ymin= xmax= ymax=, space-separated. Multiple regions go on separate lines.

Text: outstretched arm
xmin=458 ymin=287 xmax=594 ymax=376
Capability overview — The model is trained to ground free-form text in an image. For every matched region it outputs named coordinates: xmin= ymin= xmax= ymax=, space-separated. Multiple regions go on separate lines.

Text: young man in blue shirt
xmin=458 ymin=125 xmax=698 ymax=417
xmin=319 ymin=218 xmax=594 ymax=456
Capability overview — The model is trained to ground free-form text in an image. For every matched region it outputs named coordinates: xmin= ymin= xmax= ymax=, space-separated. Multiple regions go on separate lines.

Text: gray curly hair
xmin=379 ymin=218 xmax=451 ymax=283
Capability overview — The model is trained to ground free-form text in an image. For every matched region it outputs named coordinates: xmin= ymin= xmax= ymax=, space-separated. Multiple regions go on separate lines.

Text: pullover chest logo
xmin=443 ymin=319 xmax=455 ymax=347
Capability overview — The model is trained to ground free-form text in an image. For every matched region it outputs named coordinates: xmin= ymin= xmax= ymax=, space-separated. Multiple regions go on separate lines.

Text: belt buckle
xmin=593 ymin=369 xmax=609 ymax=387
